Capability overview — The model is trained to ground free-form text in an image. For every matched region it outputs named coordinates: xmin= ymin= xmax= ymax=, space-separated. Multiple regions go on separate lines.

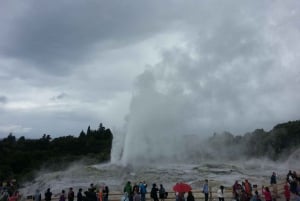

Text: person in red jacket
xmin=244 ymin=179 xmax=252 ymax=199
xmin=8 ymin=191 xmax=19 ymax=201
xmin=262 ymin=186 xmax=272 ymax=201
xmin=284 ymin=182 xmax=291 ymax=201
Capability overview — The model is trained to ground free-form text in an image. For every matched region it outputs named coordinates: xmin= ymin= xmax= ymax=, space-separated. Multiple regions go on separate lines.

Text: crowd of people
xmin=1 ymin=170 xmax=300 ymax=201
xmin=217 ymin=170 xmax=300 ymax=201
xmin=0 ymin=183 xmax=109 ymax=201
xmin=122 ymin=181 xmax=168 ymax=201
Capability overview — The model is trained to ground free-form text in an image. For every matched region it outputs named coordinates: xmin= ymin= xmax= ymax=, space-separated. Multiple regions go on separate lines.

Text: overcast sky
xmin=0 ymin=0 xmax=300 ymax=140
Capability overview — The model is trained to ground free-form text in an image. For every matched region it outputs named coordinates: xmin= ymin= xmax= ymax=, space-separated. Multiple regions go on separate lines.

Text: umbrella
xmin=173 ymin=183 xmax=192 ymax=193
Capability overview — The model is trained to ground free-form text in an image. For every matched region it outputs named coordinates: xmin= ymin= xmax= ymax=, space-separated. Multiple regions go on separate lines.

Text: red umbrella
xmin=173 ymin=183 xmax=192 ymax=193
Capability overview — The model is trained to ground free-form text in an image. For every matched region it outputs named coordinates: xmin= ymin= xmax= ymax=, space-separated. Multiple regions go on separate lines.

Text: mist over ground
xmin=20 ymin=148 xmax=300 ymax=196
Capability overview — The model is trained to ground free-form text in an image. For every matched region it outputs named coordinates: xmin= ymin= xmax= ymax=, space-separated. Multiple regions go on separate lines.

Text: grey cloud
xmin=0 ymin=95 xmax=7 ymax=104
xmin=51 ymin=92 xmax=67 ymax=101
xmin=0 ymin=0 xmax=183 ymax=75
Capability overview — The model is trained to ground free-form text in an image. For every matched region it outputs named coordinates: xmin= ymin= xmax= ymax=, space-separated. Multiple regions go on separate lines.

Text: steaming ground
xmin=19 ymin=154 xmax=300 ymax=197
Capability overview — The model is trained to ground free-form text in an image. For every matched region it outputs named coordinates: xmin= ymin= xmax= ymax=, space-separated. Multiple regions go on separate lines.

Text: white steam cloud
xmin=119 ymin=0 xmax=300 ymax=165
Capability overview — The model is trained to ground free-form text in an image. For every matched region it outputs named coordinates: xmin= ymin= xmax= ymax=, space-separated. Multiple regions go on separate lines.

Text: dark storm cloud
xmin=0 ymin=0 xmax=182 ymax=75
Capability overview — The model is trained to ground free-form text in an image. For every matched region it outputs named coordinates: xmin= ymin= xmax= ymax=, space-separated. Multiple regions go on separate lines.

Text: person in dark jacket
xmin=45 ymin=188 xmax=52 ymax=201
xmin=150 ymin=184 xmax=158 ymax=201
xmin=103 ymin=186 xmax=109 ymax=201
xmin=68 ymin=188 xmax=75 ymax=201
xmin=270 ymin=172 xmax=277 ymax=184
xmin=77 ymin=189 xmax=83 ymax=201
xmin=159 ymin=184 xmax=166 ymax=201
xmin=187 ymin=191 xmax=195 ymax=201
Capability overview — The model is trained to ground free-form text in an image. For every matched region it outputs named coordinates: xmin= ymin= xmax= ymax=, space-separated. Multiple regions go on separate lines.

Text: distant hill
xmin=204 ymin=120 xmax=300 ymax=160
xmin=0 ymin=123 xmax=113 ymax=182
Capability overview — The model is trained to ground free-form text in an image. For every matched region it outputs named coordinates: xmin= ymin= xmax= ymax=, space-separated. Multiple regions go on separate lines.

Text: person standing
xmin=34 ymin=189 xmax=41 ymax=201
xmin=217 ymin=186 xmax=225 ymax=201
xmin=284 ymin=182 xmax=290 ymax=201
xmin=243 ymin=180 xmax=252 ymax=199
xmin=159 ymin=184 xmax=166 ymax=201
xmin=187 ymin=191 xmax=195 ymax=201
xmin=103 ymin=186 xmax=109 ymax=201
xmin=150 ymin=184 xmax=158 ymax=201
xmin=262 ymin=186 xmax=272 ymax=201
xmin=77 ymin=189 xmax=83 ymax=201
xmin=232 ymin=181 xmax=241 ymax=201
xmin=202 ymin=180 xmax=209 ymax=201
xmin=59 ymin=190 xmax=66 ymax=201
xmin=68 ymin=188 xmax=75 ymax=201
xmin=133 ymin=188 xmax=141 ymax=201
xmin=270 ymin=172 xmax=277 ymax=200
xmin=98 ymin=187 xmax=103 ymax=201
xmin=8 ymin=191 xmax=19 ymax=201
xmin=124 ymin=181 xmax=133 ymax=201
xmin=45 ymin=188 xmax=52 ymax=201
xmin=139 ymin=182 xmax=147 ymax=201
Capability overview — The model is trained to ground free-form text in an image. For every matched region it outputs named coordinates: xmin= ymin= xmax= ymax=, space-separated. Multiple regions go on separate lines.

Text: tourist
xmin=45 ymin=188 xmax=52 ymax=201
xmin=133 ymin=188 xmax=141 ymax=201
xmin=177 ymin=192 xmax=185 ymax=201
xmin=150 ymin=184 xmax=158 ymax=201
xmin=59 ymin=190 xmax=66 ymax=201
xmin=284 ymin=182 xmax=290 ymax=201
xmin=186 ymin=191 xmax=194 ymax=201
xmin=290 ymin=178 xmax=298 ymax=194
xmin=98 ymin=187 xmax=103 ymax=201
xmin=270 ymin=172 xmax=277 ymax=200
xmin=139 ymin=182 xmax=147 ymax=201
xmin=233 ymin=181 xmax=242 ymax=201
xmin=8 ymin=191 xmax=19 ymax=201
xmin=159 ymin=184 xmax=166 ymax=201
xmin=202 ymin=179 xmax=209 ymax=201
xmin=262 ymin=186 xmax=272 ymax=201
xmin=239 ymin=189 xmax=248 ymax=201
xmin=217 ymin=186 xmax=225 ymax=201
xmin=270 ymin=172 xmax=277 ymax=185
xmin=133 ymin=183 xmax=139 ymax=194
xmin=243 ymin=179 xmax=252 ymax=199
xmin=287 ymin=170 xmax=293 ymax=183
xmin=77 ymin=188 xmax=83 ymax=201
xmin=34 ymin=189 xmax=41 ymax=201
xmin=103 ymin=186 xmax=109 ymax=201
xmin=123 ymin=181 xmax=133 ymax=201
xmin=68 ymin=188 xmax=75 ymax=201
xmin=250 ymin=191 xmax=261 ymax=201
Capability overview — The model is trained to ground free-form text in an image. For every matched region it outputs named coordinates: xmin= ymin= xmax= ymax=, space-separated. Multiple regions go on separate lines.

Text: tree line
xmin=206 ymin=120 xmax=300 ymax=160
xmin=0 ymin=123 xmax=113 ymax=182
